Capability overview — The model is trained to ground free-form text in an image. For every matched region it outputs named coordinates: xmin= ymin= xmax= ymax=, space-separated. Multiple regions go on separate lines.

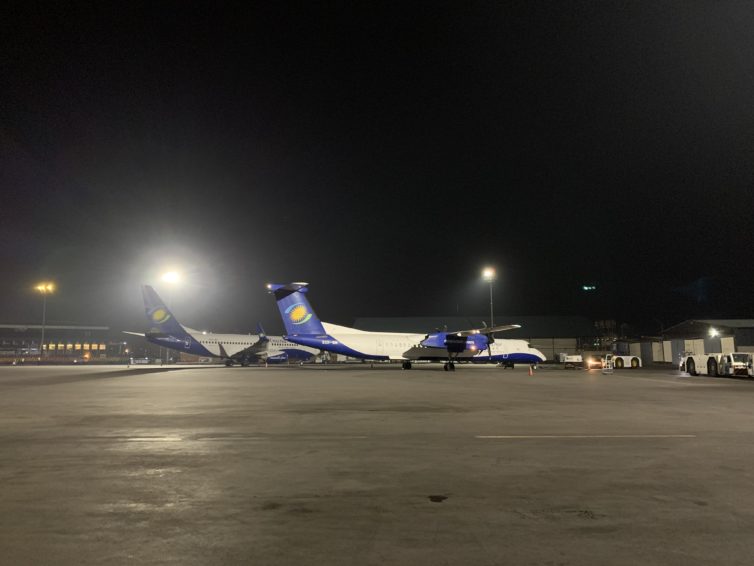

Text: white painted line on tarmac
xmin=476 ymin=434 xmax=697 ymax=439
xmin=121 ymin=436 xmax=184 ymax=442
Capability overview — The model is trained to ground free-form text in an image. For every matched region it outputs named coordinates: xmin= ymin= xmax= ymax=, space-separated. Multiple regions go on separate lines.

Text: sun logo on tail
xmin=286 ymin=303 xmax=312 ymax=325
xmin=150 ymin=307 xmax=171 ymax=324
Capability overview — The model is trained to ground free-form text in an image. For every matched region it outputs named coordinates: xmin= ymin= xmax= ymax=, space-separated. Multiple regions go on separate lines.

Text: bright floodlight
xmin=35 ymin=282 xmax=55 ymax=293
xmin=161 ymin=271 xmax=181 ymax=284
xmin=709 ymin=328 xmax=719 ymax=338
xmin=482 ymin=267 xmax=496 ymax=282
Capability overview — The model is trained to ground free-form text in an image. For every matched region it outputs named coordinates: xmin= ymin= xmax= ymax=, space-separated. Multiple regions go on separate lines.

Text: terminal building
xmin=0 ymin=324 xmax=130 ymax=362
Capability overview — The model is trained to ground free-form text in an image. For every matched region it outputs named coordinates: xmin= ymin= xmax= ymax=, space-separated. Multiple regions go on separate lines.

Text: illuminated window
xmin=99 ymin=344 xmax=106 ymax=351
xmin=83 ymin=344 xmax=90 ymax=351
xmin=66 ymin=344 xmax=73 ymax=351
xmin=74 ymin=343 xmax=82 ymax=350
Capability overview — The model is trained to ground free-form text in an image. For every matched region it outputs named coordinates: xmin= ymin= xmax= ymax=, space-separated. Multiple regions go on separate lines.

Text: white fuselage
xmin=186 ymin=328 xmax=319 ymax=359
xmin=318 ymin=323 xmax=545 ymax=362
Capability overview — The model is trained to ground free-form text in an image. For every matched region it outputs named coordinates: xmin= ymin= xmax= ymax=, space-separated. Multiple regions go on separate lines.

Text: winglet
xmin=217 ymin=342 xmax=230 ymax=359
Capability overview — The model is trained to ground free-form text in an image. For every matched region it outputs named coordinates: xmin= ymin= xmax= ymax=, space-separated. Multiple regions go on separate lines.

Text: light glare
xmin=35 ymin=282 xmax=55 ymax=293
xmin=161 ymin=271 xmax=181 ymax=284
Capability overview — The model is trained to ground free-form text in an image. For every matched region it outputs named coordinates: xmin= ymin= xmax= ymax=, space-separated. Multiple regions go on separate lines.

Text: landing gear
xmin=224 ymin=359 xmax=233 ymax=367
xmin=401 ymin=361 xmax=412 ymax=370
xmin=443 ymin=362 xmax=455 ymax=371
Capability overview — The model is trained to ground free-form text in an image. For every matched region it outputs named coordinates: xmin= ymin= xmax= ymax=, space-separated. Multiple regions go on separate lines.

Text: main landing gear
xmin=443 ymin=362 xmax=455 ymax=371
xmin=401 ymin=361 xmax=412 ymax=370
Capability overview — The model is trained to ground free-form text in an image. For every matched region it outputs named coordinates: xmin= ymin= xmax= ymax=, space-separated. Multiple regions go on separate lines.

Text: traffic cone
xmin=528 ymin=365 xmax=534 ymax=376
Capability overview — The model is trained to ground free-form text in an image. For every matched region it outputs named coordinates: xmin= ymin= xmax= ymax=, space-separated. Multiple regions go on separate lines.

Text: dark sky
xmin=2 ymin=2 xmax=754 ymax=335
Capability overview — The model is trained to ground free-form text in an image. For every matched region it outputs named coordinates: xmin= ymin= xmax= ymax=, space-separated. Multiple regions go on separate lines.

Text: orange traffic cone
xmin=528 ymin=365 xmax=534 ymax=376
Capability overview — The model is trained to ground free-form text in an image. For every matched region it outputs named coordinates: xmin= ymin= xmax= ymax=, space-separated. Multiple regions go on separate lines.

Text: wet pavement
xmin=1 ymin=363 xmax=754 ymax=565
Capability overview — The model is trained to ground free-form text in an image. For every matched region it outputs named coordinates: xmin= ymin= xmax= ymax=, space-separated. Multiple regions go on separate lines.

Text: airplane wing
xmin=219 ymin=333 xmax=270 ymax=361
xmin=402 ymin=346 xmax=478 ymax=360
xmin=122 ymin=331 xmax=145 ymax=337
xmin=453 ymin=324 xmax=521 ymax=337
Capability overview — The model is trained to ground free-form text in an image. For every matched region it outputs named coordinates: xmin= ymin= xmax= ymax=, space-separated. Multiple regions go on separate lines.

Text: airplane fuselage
xmin=285 ymin=322 xmax=544 ymax=364
xmin=147 ymin=329 xmax=317 ymax=362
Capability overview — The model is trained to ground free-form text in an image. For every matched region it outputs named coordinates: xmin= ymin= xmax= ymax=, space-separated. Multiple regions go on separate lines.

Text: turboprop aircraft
xmin=124 ymin=285 xmax=319 ymax=366
xmin=267 ymin=282 xmax=546 ymax=371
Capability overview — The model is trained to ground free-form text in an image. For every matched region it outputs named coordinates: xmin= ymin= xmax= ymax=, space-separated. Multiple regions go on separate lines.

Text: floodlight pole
xmin=482 ymin=268 xmax=496 ymax=329
xmin=488 ymin=279 xmax=494 ymax=328
xmin=40 ymin=292 xmax=47 ymax=359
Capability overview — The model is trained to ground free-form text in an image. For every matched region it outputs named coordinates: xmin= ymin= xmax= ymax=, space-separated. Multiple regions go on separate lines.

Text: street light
xmin=482 ymin=267 xmax=496 ymax=327
xmin=34 ymin=282 xmax=55 ymax=359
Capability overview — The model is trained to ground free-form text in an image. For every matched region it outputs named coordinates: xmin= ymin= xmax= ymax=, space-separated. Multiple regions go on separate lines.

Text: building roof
xmin=0 ymin=324 xmax=109 ymax=331
xmin=663 ymin=319 xmax=754 ymax=337
xmin=352 ymin=316 xmax=596 ymax=338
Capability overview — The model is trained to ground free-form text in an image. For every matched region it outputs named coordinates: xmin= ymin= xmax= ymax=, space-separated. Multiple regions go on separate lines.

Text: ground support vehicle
xmin=684 ymin=353 xmax=753 ymax=377
xmin=558 ymin=353 xmax=584 ymax=369
xmin=594 ymin=354 xmax=641 ymax=369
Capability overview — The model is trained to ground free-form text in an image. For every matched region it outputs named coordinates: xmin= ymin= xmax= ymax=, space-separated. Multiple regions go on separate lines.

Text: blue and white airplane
xmin=267 ymin=282 xmax=546 ymax=371
xmin=125 ymin=285 xmax=319 ymax=366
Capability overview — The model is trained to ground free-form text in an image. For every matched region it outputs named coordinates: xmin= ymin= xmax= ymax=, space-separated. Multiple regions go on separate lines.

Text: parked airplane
xmin=125 ymin=285 xmax=319 ymax=366
xmin=267 ymin=282 xmax=546 ymax=370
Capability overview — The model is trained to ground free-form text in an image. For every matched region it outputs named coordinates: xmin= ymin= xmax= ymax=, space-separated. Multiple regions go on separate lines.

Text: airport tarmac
xmin=2 ymin=363 xmax=754 ymax=565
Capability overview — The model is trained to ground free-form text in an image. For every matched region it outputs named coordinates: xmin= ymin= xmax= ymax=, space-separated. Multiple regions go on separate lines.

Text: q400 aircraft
xmin=124 ymin=285 xmax=319 ymax=366
xmin=267 ymin=282 xmax=546 ymax=371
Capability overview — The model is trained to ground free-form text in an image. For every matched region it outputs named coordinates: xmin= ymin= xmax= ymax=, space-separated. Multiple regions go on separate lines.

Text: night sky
xmin=2 ymin=3 xmax=754 ymax=335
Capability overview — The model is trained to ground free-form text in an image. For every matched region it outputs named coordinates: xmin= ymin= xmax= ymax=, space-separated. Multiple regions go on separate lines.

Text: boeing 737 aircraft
xmin=267 ymin=282 xmax=546 ymax=370
xmin=125 ymin=285 xmax=319 ymax=365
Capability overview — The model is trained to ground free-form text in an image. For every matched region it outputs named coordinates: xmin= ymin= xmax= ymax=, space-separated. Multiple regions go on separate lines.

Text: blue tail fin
xmin=267 ymin=282 xmax=326 ymax=336
xmin=142 ymin=285 xmax=189 ymax=338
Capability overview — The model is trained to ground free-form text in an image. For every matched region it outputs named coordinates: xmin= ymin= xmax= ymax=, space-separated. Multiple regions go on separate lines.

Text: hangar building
xmin=641 ymin=319 xmax=754 ymax=365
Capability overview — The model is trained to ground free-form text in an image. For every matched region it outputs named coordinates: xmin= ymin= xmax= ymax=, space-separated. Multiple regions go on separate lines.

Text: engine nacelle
xmin=420 ymin=332 xmax=488 ymax=353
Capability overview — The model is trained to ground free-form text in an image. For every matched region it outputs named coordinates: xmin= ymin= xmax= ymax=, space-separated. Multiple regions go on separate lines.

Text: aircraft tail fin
xmin=141 ymin=285 xmax=190 ymax=338
xmin=267 ymin=282 xmax=326 ymax=336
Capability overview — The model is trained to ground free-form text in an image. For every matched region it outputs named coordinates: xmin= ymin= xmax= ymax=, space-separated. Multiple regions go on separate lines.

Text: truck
xmin=558 ymin=352 xmax=642 ymax=370
xmin=583 ymin=353 xmax=642 ymax=369
xmin=683 ymin=352 xmax=754 ymax=377
xmin=602 ymin=353 xmax=642 ymax=369
xmin=558 ymin=353 xmax=584 ymax=369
